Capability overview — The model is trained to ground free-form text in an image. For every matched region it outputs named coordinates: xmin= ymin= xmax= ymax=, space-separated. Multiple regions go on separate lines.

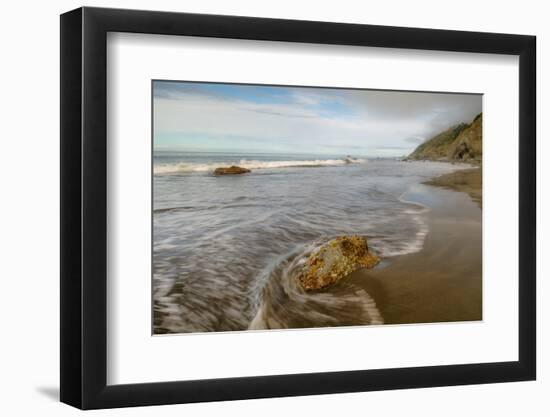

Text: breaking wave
xmin=154 ymin=157 xmax=365 ymax=174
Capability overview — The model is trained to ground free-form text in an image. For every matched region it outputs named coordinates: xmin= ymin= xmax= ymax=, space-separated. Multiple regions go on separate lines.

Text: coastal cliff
xmin=408 ymin=113 xmax=482 ymax=162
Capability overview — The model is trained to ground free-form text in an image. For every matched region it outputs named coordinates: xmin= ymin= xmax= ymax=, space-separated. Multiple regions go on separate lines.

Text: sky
xmin=153 ymin=81 xmax=482 ymax=157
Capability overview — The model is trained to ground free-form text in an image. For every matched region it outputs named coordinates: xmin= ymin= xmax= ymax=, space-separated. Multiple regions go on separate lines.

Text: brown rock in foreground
xmin=298 ymin=235 xmax=380 ymax=291
xmin=213 ymin=166 xmax=251 ymax=175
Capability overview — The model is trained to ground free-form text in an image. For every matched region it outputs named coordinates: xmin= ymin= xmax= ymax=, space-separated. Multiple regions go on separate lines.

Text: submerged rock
xmin=213 ymin=166 xmax=251 ymax=175
xmin=297 ymin=235 xmax=380 ymax=291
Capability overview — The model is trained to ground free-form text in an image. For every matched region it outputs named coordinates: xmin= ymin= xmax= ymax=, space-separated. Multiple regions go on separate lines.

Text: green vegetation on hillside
xmin=408 ymin=113 xmax=482 ymax=162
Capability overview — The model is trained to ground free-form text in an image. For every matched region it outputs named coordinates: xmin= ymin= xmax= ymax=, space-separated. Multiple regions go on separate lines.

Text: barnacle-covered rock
xmin=297 ymin=236 xmax=380 ymax=291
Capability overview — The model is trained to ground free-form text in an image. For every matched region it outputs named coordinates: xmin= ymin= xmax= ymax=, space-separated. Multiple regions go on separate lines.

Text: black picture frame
xmin=60 ymin=6 xmax=536 ymax=410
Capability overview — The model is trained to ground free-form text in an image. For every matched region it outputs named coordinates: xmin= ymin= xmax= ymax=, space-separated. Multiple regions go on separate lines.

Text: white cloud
xmin=153 ymin=86 xmax=481 ymax=156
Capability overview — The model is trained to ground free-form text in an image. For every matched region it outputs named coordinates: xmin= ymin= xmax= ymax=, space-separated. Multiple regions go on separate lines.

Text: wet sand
xmin=424 ymin=167 xmax=482 ymax=208
xmin=346 ymin=170 xmax=482 ymax=325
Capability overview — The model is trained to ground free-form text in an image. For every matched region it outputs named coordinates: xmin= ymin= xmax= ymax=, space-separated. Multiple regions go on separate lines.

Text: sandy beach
xmin=347 ymin=167 xmax=482 ymax=325
xmin=424 ymin=167 xmax=482 ymax=208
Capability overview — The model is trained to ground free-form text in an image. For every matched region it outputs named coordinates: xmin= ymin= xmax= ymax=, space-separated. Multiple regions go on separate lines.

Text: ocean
xmin=153 ymin=151 xmax=469 ymax=333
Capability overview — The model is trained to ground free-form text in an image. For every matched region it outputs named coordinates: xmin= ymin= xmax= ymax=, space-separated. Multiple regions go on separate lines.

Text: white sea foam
xmin=153 ymin=158 xmax=365 ymax=174
xmin=248 ymin=240 xmax=384 ymax=330
xmin=368 ymin=190 xmax=431 ymax=258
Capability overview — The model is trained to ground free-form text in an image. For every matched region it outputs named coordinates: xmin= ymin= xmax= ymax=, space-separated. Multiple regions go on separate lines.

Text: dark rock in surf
xmin=213 ymin=166 xmax=251 ymax=175
xmin=297 ymin=235 xmax=380 ymax=291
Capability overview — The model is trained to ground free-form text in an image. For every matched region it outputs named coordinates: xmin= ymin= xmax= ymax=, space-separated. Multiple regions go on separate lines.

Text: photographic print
xmin=152 ymin=81 xmax=482 ymax=334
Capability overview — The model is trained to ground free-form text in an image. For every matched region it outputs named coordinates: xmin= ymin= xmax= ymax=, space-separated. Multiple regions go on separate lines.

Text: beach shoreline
xmin=153 ymin=159 xmax=483 ymax=333
xmin=424 ymin=167 xmax=482 ymax=208
xmin=348 ymin=166 xmax=482 ymax=325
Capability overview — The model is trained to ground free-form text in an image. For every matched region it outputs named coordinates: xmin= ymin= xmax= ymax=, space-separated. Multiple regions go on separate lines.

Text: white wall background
xmin=0 ymin=0 xmax=546 ymax=415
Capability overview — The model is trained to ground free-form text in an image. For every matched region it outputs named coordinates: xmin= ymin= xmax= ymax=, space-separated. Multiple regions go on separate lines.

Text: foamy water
xmin=153 ymin=157 xmax=365 ymax=174
xmin=153 ymin=152 xmax=471 ymax=334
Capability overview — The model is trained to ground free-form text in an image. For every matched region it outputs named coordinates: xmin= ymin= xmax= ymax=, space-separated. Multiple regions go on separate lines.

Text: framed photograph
xmin=60 ymin=7 xmax=536 ymax=409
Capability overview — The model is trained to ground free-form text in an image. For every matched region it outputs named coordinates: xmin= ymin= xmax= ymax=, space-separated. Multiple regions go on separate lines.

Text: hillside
xmin=408 ymin=113 xmax=482 ymax=162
